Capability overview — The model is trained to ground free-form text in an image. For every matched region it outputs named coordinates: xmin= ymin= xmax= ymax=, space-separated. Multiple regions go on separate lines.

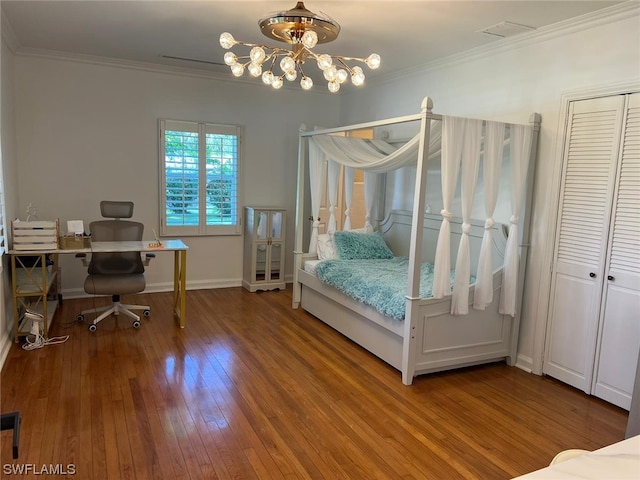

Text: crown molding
xmin=11 ymin=46 xmax=244 ymax=80
xmin=371 ymin=0 xmax=640 ymax=87
xmin=6 ymin=44 xmax=337 ymax=94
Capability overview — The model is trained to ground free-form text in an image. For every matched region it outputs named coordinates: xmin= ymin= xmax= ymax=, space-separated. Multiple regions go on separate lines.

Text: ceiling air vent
xmin=477 ymin=21 xmax=536 ymax=38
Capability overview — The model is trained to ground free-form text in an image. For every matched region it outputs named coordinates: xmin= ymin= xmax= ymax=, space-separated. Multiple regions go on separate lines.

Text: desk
xmin=10 ymin=239 xmax=188 ymax=340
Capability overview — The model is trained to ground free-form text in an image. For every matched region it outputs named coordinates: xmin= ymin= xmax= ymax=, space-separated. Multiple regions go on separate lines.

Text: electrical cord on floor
xmin=21 ymin=311 xmax=69 ymax=351
xmin=22 ymin=332 xmax=70 ymax=351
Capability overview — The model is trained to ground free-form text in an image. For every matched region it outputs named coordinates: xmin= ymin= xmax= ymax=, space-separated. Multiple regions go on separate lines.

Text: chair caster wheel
xmin=132 ymin=320 xmax=141 ymax=329
xmin=76 ymin=314 xmax=84 ymax=322
xmin=143 ymin=310 xmax=151 ymax=317
xmin=88 ymin=324 xmax=97 ymax=332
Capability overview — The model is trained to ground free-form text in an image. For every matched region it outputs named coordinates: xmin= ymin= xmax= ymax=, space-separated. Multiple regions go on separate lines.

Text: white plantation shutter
xmin=160 ymin=119 xmax=241 ymax=236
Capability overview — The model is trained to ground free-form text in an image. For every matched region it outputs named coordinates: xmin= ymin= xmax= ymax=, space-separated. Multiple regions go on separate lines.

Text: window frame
xmin=159 ymin=119 xmax=242 ymax=237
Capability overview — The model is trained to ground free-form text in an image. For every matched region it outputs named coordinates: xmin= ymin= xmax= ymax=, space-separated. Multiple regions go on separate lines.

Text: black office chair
xmin=76 ymin=201 xmax=153 ymax=331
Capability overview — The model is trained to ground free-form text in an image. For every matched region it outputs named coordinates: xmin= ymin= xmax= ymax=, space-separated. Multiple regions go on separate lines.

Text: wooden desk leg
xmin=173 ymin=250 xmax=187 ymax=328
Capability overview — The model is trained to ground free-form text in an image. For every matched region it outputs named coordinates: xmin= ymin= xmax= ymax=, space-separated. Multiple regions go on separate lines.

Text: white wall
xmin=0 ymin=31 xmax=18 ymax=367
xmin=11 ymin=56 xmax=340 ymax=297
xmin=339 ymin=4 xmax=640 ymax=373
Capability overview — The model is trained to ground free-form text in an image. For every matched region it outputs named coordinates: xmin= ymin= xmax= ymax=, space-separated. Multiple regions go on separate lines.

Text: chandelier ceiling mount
xmin=219 ymin=1 xmax=381 ymax=93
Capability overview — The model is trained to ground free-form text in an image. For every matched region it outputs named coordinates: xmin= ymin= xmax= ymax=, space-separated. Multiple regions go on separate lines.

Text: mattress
xmin=304 ymin=259 xmax=323 ymax=275
xmin=314 ymin=257 xmax=456 ymax=320
xmin=305 ymin=257 xmax=474 ymax=320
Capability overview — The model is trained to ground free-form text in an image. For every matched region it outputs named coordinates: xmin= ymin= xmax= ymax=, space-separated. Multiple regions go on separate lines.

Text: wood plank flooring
xmin=0 ymin=287 xmax=628 ymax=479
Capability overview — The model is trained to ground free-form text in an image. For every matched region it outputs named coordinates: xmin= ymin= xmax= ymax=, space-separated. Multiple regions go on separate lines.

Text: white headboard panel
xmin=379 ymin=210 xmax=507 ymax=276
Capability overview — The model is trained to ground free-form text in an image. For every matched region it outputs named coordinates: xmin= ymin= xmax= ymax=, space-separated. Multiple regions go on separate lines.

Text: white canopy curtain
xmin=364 ymin=171 xmax=378 ymax=232
xmin=327 ymin=159 xmax=341 ymax=233
xmin=343 ymin=166 xmax=355 ymax=230
xmin=309 ymin=120 xmax=442 ymax=173
xmin=308 ymin=142 xmax=326 ymax=255
xmin=432 ymin=116 xmax=466 ymax=298
xmin=451 ymin=119 xmax=483 ymax=314
xmin=473 ymin=121 xmax=506 ymax=310
xmin=499 ymin=124 xmax=534 ymax=316
xmin=307 ymin=120 xmax=442 ymax=252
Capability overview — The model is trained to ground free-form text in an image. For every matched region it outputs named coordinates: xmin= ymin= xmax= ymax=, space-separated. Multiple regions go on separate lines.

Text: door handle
xmin=589 ymin=272 xmax=596 ymax=278
xmin=608 ymin=275 xmax=615 ymax=281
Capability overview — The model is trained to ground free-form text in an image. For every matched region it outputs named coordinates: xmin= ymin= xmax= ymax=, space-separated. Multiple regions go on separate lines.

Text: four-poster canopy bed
xmin=292 ymin=97 xmax=541 ymax=385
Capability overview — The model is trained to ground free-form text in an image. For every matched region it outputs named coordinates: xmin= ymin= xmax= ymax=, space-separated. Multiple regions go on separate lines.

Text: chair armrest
xmin=143 ymin=253 xmax=155 ymax=266
xmin=75 ymin=253 xmax=90 ymax=267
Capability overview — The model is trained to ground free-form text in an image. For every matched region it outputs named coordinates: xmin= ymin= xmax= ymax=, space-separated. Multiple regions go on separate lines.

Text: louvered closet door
xmin=544 ymin=95 xmax=625 ymax=393
xmin=592 ymin=92 xmax=640 ymax=409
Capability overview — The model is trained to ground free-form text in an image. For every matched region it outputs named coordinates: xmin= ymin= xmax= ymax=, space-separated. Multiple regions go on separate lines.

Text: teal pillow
xmin=333 ymin=231 xmax=394 ymax=260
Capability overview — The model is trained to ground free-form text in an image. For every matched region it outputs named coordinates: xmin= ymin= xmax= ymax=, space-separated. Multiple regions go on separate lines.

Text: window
xmin=159 ymin=119 xmax=242 ymax=236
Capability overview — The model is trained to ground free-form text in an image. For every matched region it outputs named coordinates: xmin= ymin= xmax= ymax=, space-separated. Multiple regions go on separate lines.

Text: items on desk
xmin=148 ymin=229 xmax=164 ymax=248
xmin=11 ymin=218 xmax=60 ymax=250
xmin=66 ymin=220 xmax=85 ymax=237
xmin=59 ymin=235 xmax=92 ymax=250
xmin=58 ymin=219 xmax=93 ymax=249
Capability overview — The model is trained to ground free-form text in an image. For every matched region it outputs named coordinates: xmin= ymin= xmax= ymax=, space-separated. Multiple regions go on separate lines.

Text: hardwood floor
xmin=1 ymin=287 xmax=628 ymax=479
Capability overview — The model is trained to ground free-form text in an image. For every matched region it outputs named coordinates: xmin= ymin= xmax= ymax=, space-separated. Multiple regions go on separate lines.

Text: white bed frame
xmin=297 ymin=211 xmax=514 ymax=383
xmin=292 ymin=97 xmax=541 ymax=385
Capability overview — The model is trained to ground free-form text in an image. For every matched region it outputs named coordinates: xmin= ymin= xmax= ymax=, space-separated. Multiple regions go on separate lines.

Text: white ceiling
xmin=1 ymin=1 xmax=626 ymax=88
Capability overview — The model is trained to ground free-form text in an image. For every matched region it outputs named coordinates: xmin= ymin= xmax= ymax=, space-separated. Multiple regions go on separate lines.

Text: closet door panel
xmin=544 ymin=95 xmax=625 ymax=392
xmin=546 ymin=274 xmax=602 ymax=390
xmin=594 ymin=286 xmax=640 ymax=408
xmin=593 ymin=92 xmax=640 ymax=409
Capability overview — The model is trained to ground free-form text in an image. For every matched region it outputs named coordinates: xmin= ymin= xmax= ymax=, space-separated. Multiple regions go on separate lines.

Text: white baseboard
xmin=60 ymin=278 xmax=244 ymax=299
xmin=0 ymin=330 xmax=12 ymax=372
xmin=516 ymin=353 xmax=535 ymax=374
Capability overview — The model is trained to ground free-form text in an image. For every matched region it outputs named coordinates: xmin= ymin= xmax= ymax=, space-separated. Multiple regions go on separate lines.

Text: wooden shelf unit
xmin=10 ymin=252 xmax=61 ymax=342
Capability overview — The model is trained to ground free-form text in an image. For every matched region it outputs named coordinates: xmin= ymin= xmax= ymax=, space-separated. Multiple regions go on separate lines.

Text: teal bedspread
xmin=314 ymin=257 xmax=460 ymax=320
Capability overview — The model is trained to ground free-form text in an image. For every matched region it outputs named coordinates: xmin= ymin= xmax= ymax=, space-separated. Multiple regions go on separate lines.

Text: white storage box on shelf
xmin=11 ymin=219 xmax=59 ymax=251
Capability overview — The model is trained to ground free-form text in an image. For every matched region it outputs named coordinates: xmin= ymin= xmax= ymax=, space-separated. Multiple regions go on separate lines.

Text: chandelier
xmin=219 ymin=1 xmax=381 ymax=93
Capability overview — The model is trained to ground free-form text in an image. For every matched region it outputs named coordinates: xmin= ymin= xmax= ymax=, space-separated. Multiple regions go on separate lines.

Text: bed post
xmin=402 ymin=96 xmax=434 ymax=385
xmin=508 ymin=113 xmax=542 ymax=365
xmin=292 ymin=124 xmax=307 ymax=309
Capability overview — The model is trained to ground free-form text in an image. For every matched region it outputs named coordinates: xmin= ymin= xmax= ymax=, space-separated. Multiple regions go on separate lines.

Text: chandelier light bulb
xmin=301 ymin=30 xmax=318 ymax=49
xmin=250 ymin=46 xmax=266 ymax=64
xmin=285 ymin=69 xmax=298 ymax=81
xmin=351 ymin=66 xmax=365 ymax=86
xmin=328 ymin=81 xmax=340 ymax=93
xmin=365 ymin=53 xmax=381 ymax=69
xmin=317 ymin=54 xmax=333 ymax=71
xmin=219 ymin=32 xmax=236 ymax=49
xmin=271 ymin=76 xmax=284 ymax=89
xmin=323 ymin=65 xmax=338 ymax=82
xmin=280 ymin=56 xmax=296 ymax=73
xmin=300 ymin=76 xmax=313 ymax=90
xmin=223 ymin=52 xmax=237 ymax=66
xmin=336 ymin=69 xmax=348 ymax=84
xmin=230 ymin=63 xmax=245 ymax=77
xmin=262 ymin=71 xmax=274 ymax=85
xmin=248 ymin=62 xmax=262 ymax=77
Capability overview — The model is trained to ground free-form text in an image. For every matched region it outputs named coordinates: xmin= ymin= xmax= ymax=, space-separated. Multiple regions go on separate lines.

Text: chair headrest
xmin=100 ymin=201 xmax=134 ymax=219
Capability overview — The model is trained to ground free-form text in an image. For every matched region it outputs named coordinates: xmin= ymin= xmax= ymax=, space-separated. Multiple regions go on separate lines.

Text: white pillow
xmin=317 ymin=233 xmax=337 ymax=260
